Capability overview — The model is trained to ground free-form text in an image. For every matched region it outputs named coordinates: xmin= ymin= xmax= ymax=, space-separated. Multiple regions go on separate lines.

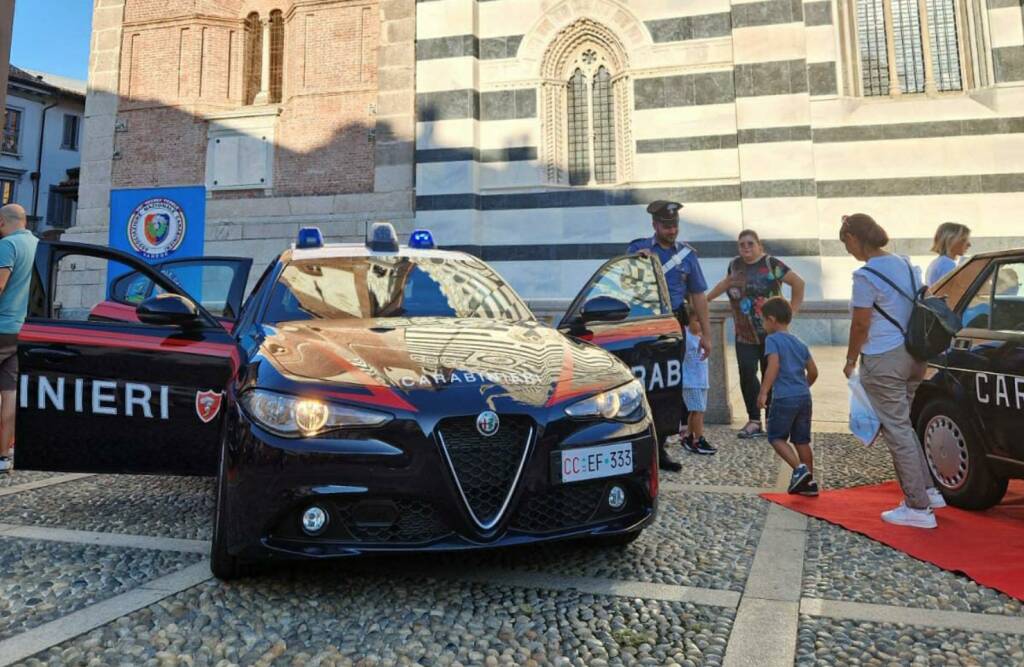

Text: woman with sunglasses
xmin=707 ymin=230 xmax=805 ymax=439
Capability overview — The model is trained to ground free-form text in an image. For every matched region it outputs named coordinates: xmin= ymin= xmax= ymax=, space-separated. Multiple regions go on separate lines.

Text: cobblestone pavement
xmin=0 ymin=470 xmax=63 ymax=489
xmin=1 ymin=430 xmax=1022 ymax=667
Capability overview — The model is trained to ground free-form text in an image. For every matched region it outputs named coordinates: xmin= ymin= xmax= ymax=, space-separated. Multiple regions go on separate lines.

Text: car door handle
xmin=25 ymin=348 xmax=80 ymax=362
xmin=952 ymin=338 xmax=971 ymax=350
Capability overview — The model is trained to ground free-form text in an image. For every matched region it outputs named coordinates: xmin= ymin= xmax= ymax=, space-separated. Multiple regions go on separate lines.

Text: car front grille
xmin=334 ymin=499 xmax=450 ymax=544
xmin=437 ymin=415 xmax=533 ymax=529
xmin=510 ymin=480 xmax=607 ymax=533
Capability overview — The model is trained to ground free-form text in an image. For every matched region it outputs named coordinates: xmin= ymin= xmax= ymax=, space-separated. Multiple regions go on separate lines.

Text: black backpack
xmin=862 ymin=259 xmax=962 ymax=362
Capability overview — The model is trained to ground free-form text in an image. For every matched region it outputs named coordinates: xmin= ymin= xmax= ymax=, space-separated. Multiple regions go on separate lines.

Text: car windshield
xmin=263 ymin=254 xmax=534 ymax=323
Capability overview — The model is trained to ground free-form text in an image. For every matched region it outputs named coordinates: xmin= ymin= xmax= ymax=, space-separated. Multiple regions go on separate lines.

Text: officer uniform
xmin=627 ymin=200 xmax=709 ymax=470
xmin=628 ymin=201 xmax=708 ymax=333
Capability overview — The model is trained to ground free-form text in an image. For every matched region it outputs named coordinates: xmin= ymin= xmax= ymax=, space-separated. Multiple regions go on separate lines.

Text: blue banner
xmin=108 ymin=186 xmax=206 ymax=295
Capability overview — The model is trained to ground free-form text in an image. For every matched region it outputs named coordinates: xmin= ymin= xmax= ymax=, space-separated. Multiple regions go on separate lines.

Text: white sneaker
xmin=927 ymin=488 xmax=947 ymax=509
xmin=881 ymin=502 xmax=937 ymax=529
xmin=0 ymin=456 xmax=11 ymax=474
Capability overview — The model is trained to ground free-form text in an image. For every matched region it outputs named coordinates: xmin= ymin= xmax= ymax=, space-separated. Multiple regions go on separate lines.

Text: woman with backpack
xmin=707 ymin=229 xmax=805 ymax=439
xmin=841 ymin=213 xmax=945 ymax=529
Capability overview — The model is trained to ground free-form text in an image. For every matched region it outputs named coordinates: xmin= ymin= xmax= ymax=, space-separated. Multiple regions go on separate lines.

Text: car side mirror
xmin=580 ymin=295 xmax=631 ymax=324
xmin=136 ymin=293 xmax=201 ymax=327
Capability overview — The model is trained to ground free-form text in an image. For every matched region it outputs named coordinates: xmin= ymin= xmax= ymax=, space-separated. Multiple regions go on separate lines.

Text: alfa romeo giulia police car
xmin=914 ymin=249 xmax=1024 ymax=510
xmin=17 ymin=224 xmax=686 ymax=579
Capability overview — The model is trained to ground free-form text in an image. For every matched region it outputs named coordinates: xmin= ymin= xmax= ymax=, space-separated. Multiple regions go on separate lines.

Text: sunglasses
xmin=738 ymin=240 xmax=757 ymax=248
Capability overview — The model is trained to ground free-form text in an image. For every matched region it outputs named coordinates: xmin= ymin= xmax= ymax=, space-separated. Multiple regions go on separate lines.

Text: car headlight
xmin=564 ymin=380 xmax=646 ymax=422
xmin=239 ymin=389 xmax=391 ymax=437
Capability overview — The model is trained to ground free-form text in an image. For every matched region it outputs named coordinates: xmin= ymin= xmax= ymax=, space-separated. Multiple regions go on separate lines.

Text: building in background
xmin=0 ymin=0 xmax=13 ymax=113
xmin=1 ymin=65 xmax=84 ymax=233
xmin=72 ymin=0 xmax=1024 ymax=341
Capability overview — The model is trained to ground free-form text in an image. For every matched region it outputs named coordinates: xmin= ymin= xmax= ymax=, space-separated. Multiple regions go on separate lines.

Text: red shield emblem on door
xmin=195 ymin=390 xmax=223 ymax=424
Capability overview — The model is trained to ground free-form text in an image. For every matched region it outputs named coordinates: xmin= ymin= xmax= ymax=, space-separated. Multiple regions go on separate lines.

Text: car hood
xmin=259 ymin=318 xmax=632 ymax=411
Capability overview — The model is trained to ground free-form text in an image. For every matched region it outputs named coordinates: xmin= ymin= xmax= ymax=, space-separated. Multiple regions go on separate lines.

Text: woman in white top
xmin=841 ymin=213 xmax=943 ymax=530
xmin=925 ymin=222 xmax=971 ymax=287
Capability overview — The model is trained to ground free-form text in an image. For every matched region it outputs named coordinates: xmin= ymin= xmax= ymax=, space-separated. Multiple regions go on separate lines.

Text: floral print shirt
xmin=725 ymin=255 xmax=790 ymax=345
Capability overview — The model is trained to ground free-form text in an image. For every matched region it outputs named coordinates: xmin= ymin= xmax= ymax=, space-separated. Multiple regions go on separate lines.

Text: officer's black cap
xmin=646 ymin=200 xmax=683 ymax=224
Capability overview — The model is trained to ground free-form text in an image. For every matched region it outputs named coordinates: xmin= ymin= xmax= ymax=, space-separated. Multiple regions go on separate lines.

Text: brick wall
xmin=112 ymin=0 xmax=382 ymax=198
xmin=275 ymin=91 xmax=377 ymax=195
xmin=112 ymin=105 xmax=209 ymax=187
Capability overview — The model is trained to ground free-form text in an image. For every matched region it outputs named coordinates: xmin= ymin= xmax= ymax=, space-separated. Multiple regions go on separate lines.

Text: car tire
xmin=916 ymin=397 xmax=1008 ymax=510
xmin=585 ymin=529 xmax=643 ymax=548
xmin=210 ymin=443 xmax=257 ymax=580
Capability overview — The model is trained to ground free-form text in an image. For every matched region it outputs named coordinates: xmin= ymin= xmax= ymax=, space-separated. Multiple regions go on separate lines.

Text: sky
xmin=10 ymin=0 xmax=93 ymax=82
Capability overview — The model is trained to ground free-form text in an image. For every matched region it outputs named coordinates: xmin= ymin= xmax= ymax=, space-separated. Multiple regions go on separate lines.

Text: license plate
xmin=559 ymin=442 xmax=633 ymax=483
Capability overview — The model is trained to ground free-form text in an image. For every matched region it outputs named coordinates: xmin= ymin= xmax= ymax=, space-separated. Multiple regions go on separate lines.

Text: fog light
xmin=301 ymin=505 xmax=329 ymax=535
xmin=608 ymin=485 xmax=626 ymax=510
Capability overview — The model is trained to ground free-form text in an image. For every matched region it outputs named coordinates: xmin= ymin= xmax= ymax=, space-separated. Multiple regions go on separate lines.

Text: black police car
xmin=17 ymin=224 xmax=686 ymax=578
xmin=913 ymin=249 xmax=1024 ymax=510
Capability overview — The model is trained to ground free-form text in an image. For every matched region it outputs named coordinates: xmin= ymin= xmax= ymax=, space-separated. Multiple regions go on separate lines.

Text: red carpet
xmin=762 ymin=480 xmax=1024 ymax=601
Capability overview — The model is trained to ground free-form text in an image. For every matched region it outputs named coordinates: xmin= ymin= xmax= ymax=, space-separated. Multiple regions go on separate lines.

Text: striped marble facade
xmin=413 ymin=0 xmax=1024 ymax=309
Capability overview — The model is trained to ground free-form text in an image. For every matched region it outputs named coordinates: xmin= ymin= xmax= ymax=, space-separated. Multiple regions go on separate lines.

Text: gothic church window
xmin=242 ymin=10 xmax=285 ymax=105
xmin=269 ymin=10 xmax=284 ymax=104
xmin=244 ymin=13 xmax=262 ymax=105
xmin=540 ymin=21 xmax=631 ymax=187
xmin=563 ymin=52 xmax=617 ymax=186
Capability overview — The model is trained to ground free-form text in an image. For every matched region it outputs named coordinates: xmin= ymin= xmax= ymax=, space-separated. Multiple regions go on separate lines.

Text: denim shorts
xmin=682 ymin=387 xmax=708 ymax=412
xmin=767 ymin=394 xmax=812 ymax=445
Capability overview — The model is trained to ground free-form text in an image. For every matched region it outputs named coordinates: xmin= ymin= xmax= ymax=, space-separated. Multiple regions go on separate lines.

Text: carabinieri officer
xmin=628 ymin=200 xmax=713 ymax=471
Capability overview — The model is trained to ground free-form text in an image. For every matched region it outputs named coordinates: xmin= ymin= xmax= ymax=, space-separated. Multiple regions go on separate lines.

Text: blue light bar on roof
xmin=367 ymin=222 xmax=399 ymax=252
xmin=296 ymin=227 xmax=324 ymax=249
xmin=408 ymin=229 xmax=435 ymax=249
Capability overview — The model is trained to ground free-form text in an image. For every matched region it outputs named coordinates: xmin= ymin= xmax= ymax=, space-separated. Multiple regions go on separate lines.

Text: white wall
xmin=0 ymin=90 xmax=83 ymax=229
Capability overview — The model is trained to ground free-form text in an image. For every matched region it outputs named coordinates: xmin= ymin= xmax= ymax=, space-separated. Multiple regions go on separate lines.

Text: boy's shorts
xmin=767 ymin=395 xmax=812 ymax=445
xmin=682 ymin=387 xmax=707 ymax=412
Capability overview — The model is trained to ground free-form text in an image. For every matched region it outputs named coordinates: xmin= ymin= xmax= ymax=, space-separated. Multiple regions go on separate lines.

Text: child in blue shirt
xmin=681 ymin=304 xmax=716 ymax=455
xmin=757 ymin=297 xmax=820 ymax=495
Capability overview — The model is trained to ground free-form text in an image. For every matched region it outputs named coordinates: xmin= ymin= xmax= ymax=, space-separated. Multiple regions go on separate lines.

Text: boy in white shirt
xmin=682 ymin=304 xmax=716 ymax=455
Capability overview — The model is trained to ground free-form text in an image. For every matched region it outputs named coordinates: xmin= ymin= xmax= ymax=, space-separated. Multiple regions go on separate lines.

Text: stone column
xmin=66 ymin=0 xmax=126 ymax=246
xmin=540 ymin=80 xmax=566 ymax=184
xmin=374 ymin=0 xmax=415 ymax=207
xmin=916 ymin=0 xmax=938 ymax=93
xmin=704 ymin=313 xmax=733 ymax=425
xmin=882 ymin=0 xmax=902 ymax=95
xmin=253 ymin=18 xmax=272 ymax=104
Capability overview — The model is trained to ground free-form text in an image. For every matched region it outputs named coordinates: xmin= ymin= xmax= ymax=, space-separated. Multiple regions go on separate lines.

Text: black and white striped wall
xmin=413 ymin=0 xmax=1024 ymax=312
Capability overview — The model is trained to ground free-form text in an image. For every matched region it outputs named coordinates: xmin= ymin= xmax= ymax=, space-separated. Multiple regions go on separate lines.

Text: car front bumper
xmin=220 ymin=406 xmax=659 ymax=561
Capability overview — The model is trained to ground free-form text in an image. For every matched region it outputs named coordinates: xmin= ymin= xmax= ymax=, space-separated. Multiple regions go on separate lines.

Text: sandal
xmin=737 ymin=421 xmax=764 ymax=439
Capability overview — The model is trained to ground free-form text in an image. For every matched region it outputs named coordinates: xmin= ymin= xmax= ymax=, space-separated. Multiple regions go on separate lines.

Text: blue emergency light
xmin=367 ymin=222 xmax=400 ymax=252
xmin=408 ymin=229 xmax=435 ymax=249
xmin=296 ymin=226 xmax=324 ymax=249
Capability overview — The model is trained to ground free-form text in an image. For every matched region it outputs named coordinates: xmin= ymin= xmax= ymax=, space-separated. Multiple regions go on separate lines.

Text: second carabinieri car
xmin=16 ymin=224 xmax=687 ymax=578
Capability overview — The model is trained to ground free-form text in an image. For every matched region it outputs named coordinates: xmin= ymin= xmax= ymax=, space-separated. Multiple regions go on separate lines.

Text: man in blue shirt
xmin=627 ymin=200 xmax=712 ymax=469
xmin=0 ymin=204 xmax=39 ymax=473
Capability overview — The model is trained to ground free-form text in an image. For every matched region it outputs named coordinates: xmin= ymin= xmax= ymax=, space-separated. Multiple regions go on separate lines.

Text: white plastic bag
xmin=848 ymin=371 xmax=882 ymax=446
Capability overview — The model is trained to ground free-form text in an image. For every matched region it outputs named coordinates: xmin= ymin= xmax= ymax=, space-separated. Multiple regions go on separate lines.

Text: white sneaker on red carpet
xmin=926 ymin=487 xmax=947 ymax=509
xmin=881 ymin=502 xmax=937 ymax=529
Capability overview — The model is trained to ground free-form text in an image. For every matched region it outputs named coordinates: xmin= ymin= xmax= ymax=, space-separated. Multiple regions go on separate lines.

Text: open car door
xmin=559 ymin=254 xmax=683 ymax=444
xmin=16 ymin=242 xmax=242 ymax=476
xmin=98 ymin=256 xmax=253 ymax=331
